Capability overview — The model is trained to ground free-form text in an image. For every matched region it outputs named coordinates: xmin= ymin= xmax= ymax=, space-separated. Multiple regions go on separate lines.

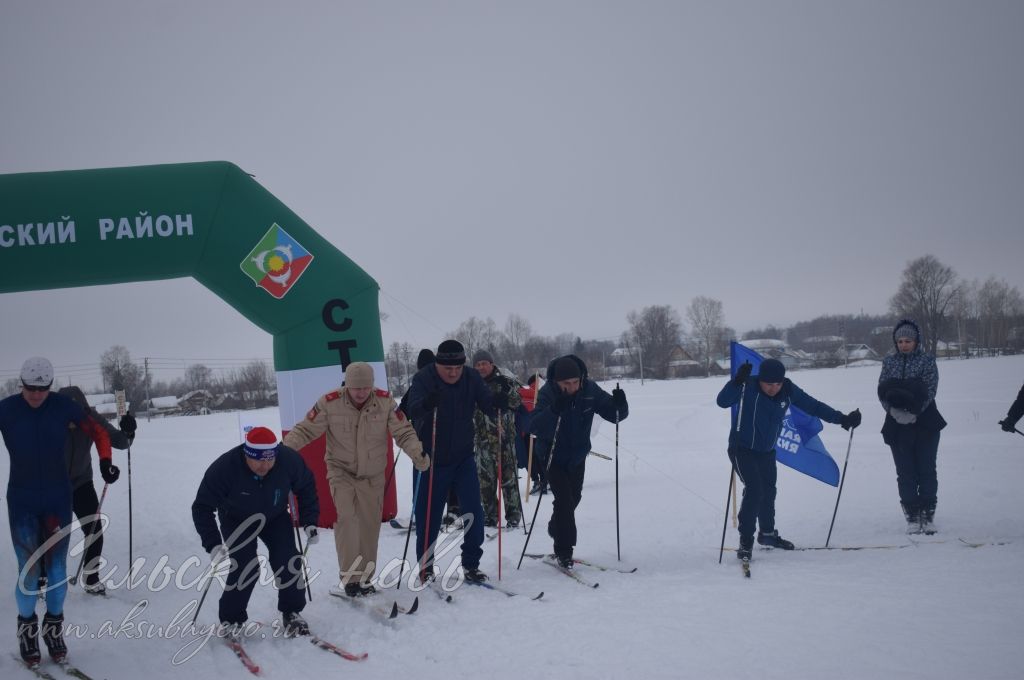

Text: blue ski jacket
xmin=717 ymin=375 xmax=843 ymax=454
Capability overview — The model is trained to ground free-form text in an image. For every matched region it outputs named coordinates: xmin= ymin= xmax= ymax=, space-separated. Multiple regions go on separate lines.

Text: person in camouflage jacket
xmin=471 ymin=350 xmax=523 ymax=528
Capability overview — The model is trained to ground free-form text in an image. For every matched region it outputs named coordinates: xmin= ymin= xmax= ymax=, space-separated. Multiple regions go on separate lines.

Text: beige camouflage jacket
xmin=283 ymin=388 xmax=425 ymax=480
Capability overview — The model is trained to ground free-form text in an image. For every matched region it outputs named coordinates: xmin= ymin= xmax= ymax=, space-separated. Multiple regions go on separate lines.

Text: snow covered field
xmin=2 ymin=355 xmax=1023 ymax=680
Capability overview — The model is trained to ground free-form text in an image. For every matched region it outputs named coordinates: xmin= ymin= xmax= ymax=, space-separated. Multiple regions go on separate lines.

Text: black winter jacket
xmin=191 ymin=446 xmax=319 ymax=553
xmin=406 ymin=364 xmax=496 ymax=467
xmin=530 ymin=355 xmax=627 ymax=470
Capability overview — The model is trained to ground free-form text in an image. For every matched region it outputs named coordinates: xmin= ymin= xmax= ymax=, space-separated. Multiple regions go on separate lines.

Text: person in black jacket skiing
xmin=191 ymin=426 xmax=319 ymax=638
xmin=717 ymin=358 xmax=860 ymax=558
xmin=530 ymin=355 xmax=627 ymax=569
xmin=56 ymin=386 xmax=134 ymax=595
xmin=406 ymin=339 xmax=503 ymax=584
xmin=999 ymin=382 xmax=1024 ymax=434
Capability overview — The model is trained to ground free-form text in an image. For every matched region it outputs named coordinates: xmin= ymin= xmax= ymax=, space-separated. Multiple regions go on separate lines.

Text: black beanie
xmin=436 ymin=340 xmax=466 ymax=366
xmin=416 ymin=349 xmax=435 ymax=370
xmin=757 ymin=358 xmax=786 ymax=383
xmin=552 ymin=356 xmax=581 ymax=381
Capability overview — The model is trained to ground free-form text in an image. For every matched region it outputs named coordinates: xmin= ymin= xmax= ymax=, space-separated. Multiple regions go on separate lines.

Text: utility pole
xmin=144 ymin=357 xmax=152 ymax=421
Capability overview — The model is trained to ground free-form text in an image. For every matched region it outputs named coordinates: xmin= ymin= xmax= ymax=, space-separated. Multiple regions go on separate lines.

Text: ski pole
xmin=718 ymin=461 xmax=737 ymax=564
xmin=497 ymin=408 xmax=503 ymax=580
xmin=826 ymin=425 xmax=857 ymax=548
xmin=517 ymin=416 xmax=560 ymax=569
xmin=1015 ymin=428 xmax=1024 ymax=438
xmin=70 ymin=482 xmax=109 ymax=586
xmin=419 ymin=408 xmax=438 ymax=579
xmin=192 ymin=527 xmax=228 ymax=628
xmin=615 ymin=382 xmax=621 ymax=561
xmin=290 ymin=495 xmax=313 ymax=602
xmin=525 ymin=435 xmax=535 ymax=500
xmin=399 ymin=471 xmax=423 ymax=588
xmin=127 ymin=439 xmax=134 ymax=589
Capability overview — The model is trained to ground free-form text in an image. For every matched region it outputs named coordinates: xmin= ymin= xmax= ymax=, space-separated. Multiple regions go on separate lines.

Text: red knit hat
xmin=243 ymin=426 xmax=279 ymax=460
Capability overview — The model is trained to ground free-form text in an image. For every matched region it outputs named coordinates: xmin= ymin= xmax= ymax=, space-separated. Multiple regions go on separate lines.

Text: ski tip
xmin=407 ymin=596 xmax=419 ymax=614
xmin=387 ymin=602 xmax=399 ymax=619
xmin=532 ymin=591 xmax=545 ymax=600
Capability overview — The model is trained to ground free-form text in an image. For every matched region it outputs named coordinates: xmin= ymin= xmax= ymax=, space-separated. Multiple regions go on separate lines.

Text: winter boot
xmin=737 ymin=535 xmax=754 ymax=561
xmin=17 ymin=614 xmax=41 ymax=666
xmin=463 ymin=567 xmax=488 ymax=584
xmin=281 ymin=611 xmax=309 ymax=637
xmin=757 ymin=530 xmax=795 ymax=550
xmin=343 ymin=583 xmax=363 ymax=597
xmin=358 ymin=584 xmax=377 ymax=596
xmin=40 ymin=612 xmax=66 ymax=663
xmin=555 ymin=554 xmax=574 ymax=570
xmin=920 ymin=504 xmax=936 ymax=535
xmin=901 ymin=502 xmax=921 ymax=534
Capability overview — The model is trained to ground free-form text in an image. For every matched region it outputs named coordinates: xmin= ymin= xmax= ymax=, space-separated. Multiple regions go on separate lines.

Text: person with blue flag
xmin=717 ymin=358 xmax=860 ymax=560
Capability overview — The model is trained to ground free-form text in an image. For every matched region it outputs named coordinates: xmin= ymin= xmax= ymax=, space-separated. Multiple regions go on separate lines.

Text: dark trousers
xmin=415 ymin=455 xmax=484 ymax=571
xmin=218 ymin=511 xmax=306 ymax=625
xmin=888 ymin=426 xmax=940 ymax=510
xmin=547 ymin=459 xmax=586 ymax=560
xmin=729 ymin=446 xmax=778 ymax=539
xmin=73 ymin=483 xmax=104 ymax=587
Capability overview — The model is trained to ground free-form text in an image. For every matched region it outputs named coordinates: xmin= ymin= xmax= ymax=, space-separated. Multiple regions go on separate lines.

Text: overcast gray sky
xmin=2 ymin=1 xmax=1022 ymax=387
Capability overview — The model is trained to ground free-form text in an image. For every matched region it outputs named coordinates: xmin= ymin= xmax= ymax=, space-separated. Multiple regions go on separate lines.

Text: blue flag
xmin=730 ymin=341 xmax=839 ymax=487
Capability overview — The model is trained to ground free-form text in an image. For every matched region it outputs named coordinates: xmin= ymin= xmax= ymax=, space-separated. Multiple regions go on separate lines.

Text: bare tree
xmin=448 ymin=316 xmax=500 ymax=361
xmin=976 ymin=277 xmax=1024 ymax=350
xmin=686 ymin=296 xmax=725 ymax=376
xmin=185 ymin=363 xmax=213 ymax=391
xmin=889 ymin=255 xmax=959 ymax=354
xmin=498 ymin=313 xmax=533 ymax=377
xmin=625 ymin=305 xmax=683 ymax=379
xmin=2 ymin=377 xmax=21 ymax=398
xmin=100 ymin=345 xmax=146 ymax=407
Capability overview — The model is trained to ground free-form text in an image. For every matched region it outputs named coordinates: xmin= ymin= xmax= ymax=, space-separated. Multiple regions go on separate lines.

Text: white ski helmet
xmin=20 ymin=356 xmax=54 ymax=387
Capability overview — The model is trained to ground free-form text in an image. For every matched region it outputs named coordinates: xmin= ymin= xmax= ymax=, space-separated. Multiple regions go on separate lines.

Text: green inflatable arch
xmin=0 ymin=161 xmax=386 ymax=503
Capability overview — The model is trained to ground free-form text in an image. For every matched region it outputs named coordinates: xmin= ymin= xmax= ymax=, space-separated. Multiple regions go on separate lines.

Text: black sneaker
xmin=83 ymin=581 xmax=107 ymax=596
xmin=282 ymin=611 xmax=309 ymax=637
xmin=737 ymin=535 xmax=754 ymax=561
xmin=343 ymin=583 xmax=363 ymax=597
xmin=41 ymin=612 xmax=66 ymax=663
xmin=757 ymin=531 xmax=795 ymax=550
xmin=17 ymin=614 xmax=40 ymax=665
xmin=463 ymin=567 xmax=488 ymax=584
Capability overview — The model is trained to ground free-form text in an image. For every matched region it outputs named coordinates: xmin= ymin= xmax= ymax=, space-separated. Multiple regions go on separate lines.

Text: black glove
xmin=119 ymin=412 xmax=137 ymax=438
xmin=733 ymin=362 xmax=752 ymax=386
xmin=611 ymin=388 xmax=627 ymax=411
xmin=1000 ymin=419 xmax=1017 ymax=433
xmin=421 ymin=391 xmax=440 ymax=410
xmin=99 ymin=458 xmax=121 ymax=484
xmin=840 ymin=409 xmax=862 ymax=431
xmin=551 ymin=390 xmax=573 ymax=415
xmin=492 ymin=390 xmax=512 ymax=410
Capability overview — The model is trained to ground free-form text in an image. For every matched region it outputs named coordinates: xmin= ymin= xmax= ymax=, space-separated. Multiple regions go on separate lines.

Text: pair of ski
xmin=223 ymin=626 xmax=368 ymax=675
xmin=328 ymin=587 xmax=418 ymax=620
xmin=523 ymin=553 xmax=634 ymax=588
xmin=11 ymin=654 xmax=95 ymax=680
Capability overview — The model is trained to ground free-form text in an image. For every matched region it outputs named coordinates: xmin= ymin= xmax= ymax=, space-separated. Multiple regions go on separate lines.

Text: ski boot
xmin=463 ymin=567 xmax=488 ymax=584
xmin=757 ymin=530 xmax=795 ymax=550
xmin=281 ymin=611 xmax=309 ymax=637
xmin=358 ymin=584 xmax=377 ymax=596
xmin=343 ymin=582 xmax=364 ymax=597
xmin=41 ymin=612 xmax=66 ymax=663
xmin=737 ymin=535 xmax=754 ymax=561
xmin=17 ymin=614 xmax=41 ymax=666
xmin=902 ymin=502 xmax=921 ymax=534
xmin=920 ymin=504 xmax=936 ymax=535
xmin=555 ymin=554 xmax=574 ymax=570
